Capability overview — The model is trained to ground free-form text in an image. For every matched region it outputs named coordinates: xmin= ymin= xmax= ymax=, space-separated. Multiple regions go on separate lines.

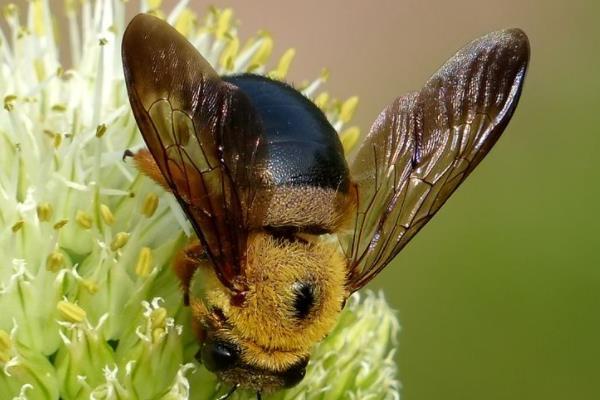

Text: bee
xmin=122 ymin=13 xmax=529 ymax=399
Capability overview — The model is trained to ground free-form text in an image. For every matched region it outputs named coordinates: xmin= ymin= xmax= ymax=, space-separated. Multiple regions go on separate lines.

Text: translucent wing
xmin=122 ymin=14 xmax=262 ymax=292
xmin=346 ymin=29 xmax=530 ymax=291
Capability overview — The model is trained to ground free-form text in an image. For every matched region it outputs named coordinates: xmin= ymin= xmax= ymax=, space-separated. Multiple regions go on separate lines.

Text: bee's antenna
xmin=217 ymin=384 xmax=239 ymax=400
xmin=256 ymin=392 xmax=262 ymax=400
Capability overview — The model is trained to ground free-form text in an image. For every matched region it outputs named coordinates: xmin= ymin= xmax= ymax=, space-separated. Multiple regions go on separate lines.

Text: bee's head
xmin=194 ymin=337 xmax=309 ymax=390
xmin=188 ymin=232 xmax=348 ymax=391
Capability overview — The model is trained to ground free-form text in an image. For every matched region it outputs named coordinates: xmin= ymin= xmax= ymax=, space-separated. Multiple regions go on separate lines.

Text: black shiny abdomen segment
xmin=222 ymin=74 xmax=349 ymax=192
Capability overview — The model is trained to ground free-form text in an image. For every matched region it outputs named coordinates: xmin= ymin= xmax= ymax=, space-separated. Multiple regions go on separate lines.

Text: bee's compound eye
xmin=200 ymin=340 xmax=239 ymax=372
xmin=281 ymin=358 xmax=308 ymax=388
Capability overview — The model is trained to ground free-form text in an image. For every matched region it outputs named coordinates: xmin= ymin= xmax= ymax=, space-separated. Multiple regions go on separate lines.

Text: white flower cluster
xmin=0 ymin=0 xmax=398 ymax=399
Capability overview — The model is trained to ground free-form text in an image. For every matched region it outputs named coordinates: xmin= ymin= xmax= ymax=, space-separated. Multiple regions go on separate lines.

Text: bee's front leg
xmin=125 ymin=148 xmax=172 ymax=190
xmin=172 ymin=239 xmax=205 ymax=305
xmin=216 ymin=384 xmax=239 ymax=400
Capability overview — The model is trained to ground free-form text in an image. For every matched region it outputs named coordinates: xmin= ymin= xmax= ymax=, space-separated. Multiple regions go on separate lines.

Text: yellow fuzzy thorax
xmin=190 ymin=232 xmax=347 ymax=371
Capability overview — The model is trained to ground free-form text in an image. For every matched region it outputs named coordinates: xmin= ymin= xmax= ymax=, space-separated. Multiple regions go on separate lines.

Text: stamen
xmin=57 ymin=300 xmax=86 ymax=323
xmin=174 ymin=8 xmax=196 ymax=36
xmin=53 ymin=219 xmax=68 ymax=230
xmin=96 ymin=123 xmax=107 ymax=138
xmin=314 ymin=91 xmax=330 ymax=110
xmin=135 ymin=247 xmax=153 ymax=278
xmin=219 ymin=35 xmax=239 ymax=72
xmin=340 ymin=126 xmax=361 ymax=154
xmin=339 ymin=96 xmax=359 ymax=123
xmin=99 ymin=204 xmax=114 ymax=225
xmin=214 ymin=8 xmax=233 ymax=39
xmin=269 ymin=48 xmax=295 ymax=80
xmin=11 ymin=220 xmax=24 ymax=232
xmin=110 ymin=232 xmax=129 ymax=251
xmin=248 ymin=32 xmax=273 ymax=68
xmin=76 ymin=210 xmax=93 ymax=229
xmin=141 ymin=193 xmax=159 ymax=217
xmin=4 ymin=94 xmax=17 ymax=111
xmin=46 ymin=250 xmax=65 ymax=272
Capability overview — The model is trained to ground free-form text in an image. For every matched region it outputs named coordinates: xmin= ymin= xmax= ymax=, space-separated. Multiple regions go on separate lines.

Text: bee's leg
xmin=217 ymin=383 xmax=239 ymax=400
xmin=126 ymin=148 xmax=172 ymax=191
xmin=172 ymin=239 xmax=205 ymax=305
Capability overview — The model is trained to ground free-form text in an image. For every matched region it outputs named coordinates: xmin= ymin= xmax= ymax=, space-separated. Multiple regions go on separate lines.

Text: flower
xmin=0 ymin=0 xmax=399 ymax=399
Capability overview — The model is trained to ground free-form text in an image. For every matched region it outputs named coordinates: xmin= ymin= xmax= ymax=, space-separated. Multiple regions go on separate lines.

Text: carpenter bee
xmin=122 ymin=14 xmax=529 ymax=399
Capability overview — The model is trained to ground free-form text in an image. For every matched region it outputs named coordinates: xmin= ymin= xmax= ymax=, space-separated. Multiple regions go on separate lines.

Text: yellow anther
xmin=142 ymin=193 xmax=159 ymax=217
xmin=249 ymin=33 xmax=273 ymax=68
xmin=57 ymin=300 xmax=86 ymax=323
xmin=147 ymin=0 xmax=162 ymax=10
xmin=34 ymin=59 xmax=46 ymax=81
xmin=215 ymin=8 xmax=233 ymax=38
xmin=340 ymin=126 xmax=361 ymax=154
xmin=219 ymin=36 xmax=239 ymax=71
xmin=174 ymin=8 xmax=196 ymax=35
xmin=53 ymin=219 xmax=68 ymax=230
xmin=53 ymin=133 xmax=62 ymax=148
xmin=150 ymin=307 xmax=168 ymax=329
xmin=81 ymin=279 xmax=98 ymax=294
xmin=135 ymin=247 xmax=153 ymax=278
xmin=246 ymin=63 xmax=261 ymax=73
xmin=320 ymin=68 xmax=330 ymax=82
xmin=46 ymin=250 xmax=65 ymax=272
xmin=76 ymin=210 xmax=92 ymax=229
xmin=270 ymin=48 xmax=295 ymax=80
xmin=96 ymin=124 xmax=107 ymax=138
xmin=339 ymin=96 xmax=359 ymax=123
xmin=32 ymin=0 xmax=45 ymax=36
xmin=314 ymin=92 xmax=330 ymax=110
xmin=11 ymin=220 xmax=24 ymax=233
xmin=100 ymin=204 xmax=114 ymax=225
xmin=51 ymin=103 xmax=67 ymax=112
xmin=17 ymin=26 xmax=30 ymax=39
xmin=240 ymin=35 xmax=256 ymax=54
xmin=4 ymin=95 xmax=17 ymax=111
xmin=2 ymin=4 xmax=17 ymax=20
xmin=147 ymin=9 xmax=165 ymax=19
xmin=64 ymin=0 xmax=78 ymax=14
xmin=37 ymin=202 xmax=53 ymax=221
xmin=110 ymin=232 xmax=129 ymax=251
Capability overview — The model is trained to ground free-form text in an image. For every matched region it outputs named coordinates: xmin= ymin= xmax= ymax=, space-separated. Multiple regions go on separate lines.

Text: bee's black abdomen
xmin=222 ymin=74 xmax=349 ymax=193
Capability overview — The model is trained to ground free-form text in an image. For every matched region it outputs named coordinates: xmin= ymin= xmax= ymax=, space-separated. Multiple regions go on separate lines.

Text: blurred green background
xmin=38 ymin=0 xmax=600 ymax=398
